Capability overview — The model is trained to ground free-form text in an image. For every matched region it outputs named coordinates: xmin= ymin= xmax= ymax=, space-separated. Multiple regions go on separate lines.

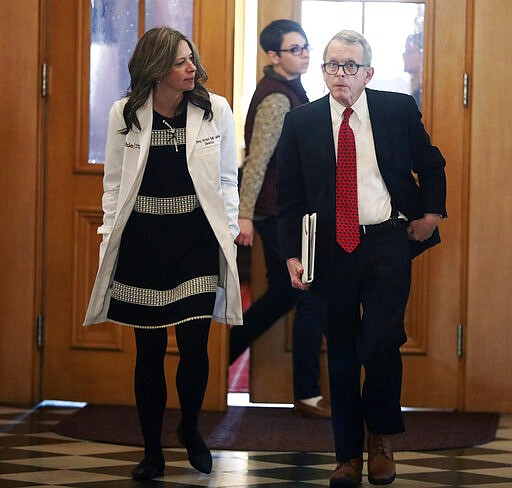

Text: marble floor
xmin=1 ymin=402 xmax=511 ymax=487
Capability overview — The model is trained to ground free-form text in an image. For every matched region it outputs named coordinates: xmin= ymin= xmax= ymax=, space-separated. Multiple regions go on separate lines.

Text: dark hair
xmin=259 ymin=19 xmax=308 ymax=53
xmin=121 ymin=27 xmax=212 ymax=134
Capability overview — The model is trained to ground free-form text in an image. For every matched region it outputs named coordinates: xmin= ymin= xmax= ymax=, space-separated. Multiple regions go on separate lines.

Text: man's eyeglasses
xmin=322 ymin=61 xmax=368 ymax=76
xmin=279 ymin=44 xmax=311 ymax=56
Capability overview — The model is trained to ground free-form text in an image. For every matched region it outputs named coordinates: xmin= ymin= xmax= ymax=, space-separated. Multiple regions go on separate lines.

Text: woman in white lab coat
xmin=84 ymin=27 xmax=242 ymax=480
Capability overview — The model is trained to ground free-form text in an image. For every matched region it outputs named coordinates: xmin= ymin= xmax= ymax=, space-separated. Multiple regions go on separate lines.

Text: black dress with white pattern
xmin=107 ymin=109 xmax=219 ymax=328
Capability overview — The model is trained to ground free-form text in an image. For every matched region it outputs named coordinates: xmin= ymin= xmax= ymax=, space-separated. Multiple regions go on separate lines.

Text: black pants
xmin=134 ymin=319 xmax=211 ymax=455
xmin=323 ymin=225 xmax=411 ymax=461
xmin=229 ymin=216 xmax=326 ymax=399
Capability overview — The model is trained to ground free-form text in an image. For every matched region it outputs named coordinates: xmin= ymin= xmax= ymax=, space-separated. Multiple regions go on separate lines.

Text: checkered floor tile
xmin=0 ymin=404 xmax=511 ymax=487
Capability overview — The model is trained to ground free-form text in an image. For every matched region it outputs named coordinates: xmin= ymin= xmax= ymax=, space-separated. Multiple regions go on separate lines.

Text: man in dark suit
xmin=276 ymin=30 xmax=446 ymax=487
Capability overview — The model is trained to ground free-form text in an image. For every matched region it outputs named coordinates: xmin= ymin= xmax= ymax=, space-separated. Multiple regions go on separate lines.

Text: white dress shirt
xmin=329 ymin=91 xmax=393 ymax=225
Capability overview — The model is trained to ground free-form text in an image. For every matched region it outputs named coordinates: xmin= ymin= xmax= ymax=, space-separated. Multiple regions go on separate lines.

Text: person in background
xmin=84 ymin=27 xmax=243 ymax=480
xmin=231 ymin=19 xmax=329 ymax=418
xmin=276 ymin=30 xmax=446 ymax=487
xmin=403 ymin=32 xmax=423 ymax=109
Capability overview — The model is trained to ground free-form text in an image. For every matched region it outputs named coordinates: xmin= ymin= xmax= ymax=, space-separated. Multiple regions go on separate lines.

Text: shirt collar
xmin=329 ymin=90 xmax=369 ymax=128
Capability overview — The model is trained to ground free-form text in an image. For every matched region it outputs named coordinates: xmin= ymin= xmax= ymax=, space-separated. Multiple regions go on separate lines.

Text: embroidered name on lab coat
xmin=196 ymin=135 xmax=220 ymax=146
xmin=125 ymin=141 xmax=140 ymax=149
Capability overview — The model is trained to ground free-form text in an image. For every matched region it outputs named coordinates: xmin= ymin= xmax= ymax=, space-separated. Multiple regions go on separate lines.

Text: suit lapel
xmin=136 ymin=97 xmax=153 ymax=172
xmin=310 ymin=95 xmax=337 ymax=199
xmin=114 ymin=97 xmax=152 ymax=217
xmin=366 ymin=89 xmax=391 ymax=171
xmin=186 ymin=102 xmax=204 ymax=166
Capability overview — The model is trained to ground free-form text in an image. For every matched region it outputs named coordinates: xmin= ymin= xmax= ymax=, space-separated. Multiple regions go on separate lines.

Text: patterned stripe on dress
xmin=151 ymin=127 xmax=186 ymax=147
xmin=111 ymin=275 xmax=218 ymax=307
xmin=133 ymin=194 xmax=200 ymax=215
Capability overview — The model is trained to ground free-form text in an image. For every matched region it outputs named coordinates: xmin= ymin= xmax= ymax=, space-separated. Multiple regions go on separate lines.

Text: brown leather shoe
xmin=329 ymin=458 xmax=363 ymax=488
xmin=367 ymin=433 xmax=396 ymax=485
xmin=294 ymin=397 xmax=331 ymax=418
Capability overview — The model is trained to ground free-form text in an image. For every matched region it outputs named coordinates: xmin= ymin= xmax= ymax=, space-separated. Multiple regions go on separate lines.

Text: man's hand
xmin=235 ymin=218 xmax=254 ymax=246
xmin=286 ymin=257 xmax=310 ymax=290
xmin=407 ymin=213 xmax=441 ymax=242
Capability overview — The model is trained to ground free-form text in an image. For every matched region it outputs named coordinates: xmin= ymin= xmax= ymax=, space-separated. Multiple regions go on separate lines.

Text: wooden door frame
xmin=0 ymin=0 xmax=46 ymax=404
xmin=193 ymin=0 xmax=236 ymax=409
xmin=37 ymin=0 xmax=236 ymax=411
xmin=463 ymin=0 xmax=512 ymax=412
xmin=248 ymin=0 xmax=468 ymax=409
xmin=4 ymin=0 xmax=510 ymax=413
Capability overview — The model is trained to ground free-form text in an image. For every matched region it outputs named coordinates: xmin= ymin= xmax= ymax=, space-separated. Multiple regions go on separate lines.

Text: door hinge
xmin=463 ymin=73 xmax=469 ymax=107
xmin=41 ymin=63 xmax=48 ymax=97
xmin=36 ymin=314 xmax=45 ymax=348
xmin=456 ymin=323 xmax=463 ymax=357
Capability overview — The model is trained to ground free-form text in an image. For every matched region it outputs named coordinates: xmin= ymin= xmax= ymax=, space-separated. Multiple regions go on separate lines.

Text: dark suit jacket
xmin=276 ymin=89 xmax=447 ymax=280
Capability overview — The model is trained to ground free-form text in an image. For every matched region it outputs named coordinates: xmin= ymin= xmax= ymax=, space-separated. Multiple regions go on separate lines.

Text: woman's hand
xmin=235 ymin=218 xmax=254 ymax=246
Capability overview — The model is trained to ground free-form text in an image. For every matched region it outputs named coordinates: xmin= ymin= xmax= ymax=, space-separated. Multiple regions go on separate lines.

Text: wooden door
xmin=464 ymin=0 xmax=512 ymax=412
xmin=250 ymin=0 xmax=468 ymax=409
xmin=43 ymin=0 xmax=235 ymax=410
xmin=0 ymin=1 xmax=43 ymax=404
xmin=247 ymin=0 xmax=330 ymax=404
xmin=400 ymin=0 xmax=468 ymax=408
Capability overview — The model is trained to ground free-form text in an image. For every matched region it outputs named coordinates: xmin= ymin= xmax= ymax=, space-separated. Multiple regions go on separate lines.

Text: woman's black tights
xmin=134 ymin=319 xmax=211 ymax=456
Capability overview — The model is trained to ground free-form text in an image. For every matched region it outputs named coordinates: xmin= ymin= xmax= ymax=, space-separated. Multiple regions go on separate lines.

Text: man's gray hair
xmin=323 ymin=30 xmax=372 ymax=66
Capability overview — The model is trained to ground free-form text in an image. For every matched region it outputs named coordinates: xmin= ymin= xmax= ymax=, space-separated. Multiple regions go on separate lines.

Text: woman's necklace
xmin=153 ymin=89 xmax=182 ymax=152
xmin=162 ymin=119 xmax=178 ymax=152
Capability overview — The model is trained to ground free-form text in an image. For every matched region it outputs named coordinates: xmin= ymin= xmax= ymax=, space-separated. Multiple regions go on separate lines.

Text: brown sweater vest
xmin=244 ymin=71 xmax=308 ymax=216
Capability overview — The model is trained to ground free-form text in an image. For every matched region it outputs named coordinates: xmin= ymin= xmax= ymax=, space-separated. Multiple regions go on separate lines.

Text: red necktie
xmin=336 ymin=108 xmax=360 ymax=253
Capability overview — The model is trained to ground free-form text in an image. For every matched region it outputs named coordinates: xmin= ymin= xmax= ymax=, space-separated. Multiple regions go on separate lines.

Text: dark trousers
xmin=293 ymin=290 xmax=327 ymax=399
xmin=323 ymin=225 xmax=411 ymax=461
xmin=229 ymin=216 xmax=326 ymax=400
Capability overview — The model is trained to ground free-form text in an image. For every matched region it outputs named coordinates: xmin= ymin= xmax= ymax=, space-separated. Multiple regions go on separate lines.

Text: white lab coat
xmin=84 ymin=93 xmax=243 ymax=326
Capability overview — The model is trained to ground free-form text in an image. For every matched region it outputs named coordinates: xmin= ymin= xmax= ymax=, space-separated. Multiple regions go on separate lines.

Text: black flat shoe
xmin=131 ymin=453 xmax=165 ymax=480
xmin=177 ymin=423 xmax=212 ymax=474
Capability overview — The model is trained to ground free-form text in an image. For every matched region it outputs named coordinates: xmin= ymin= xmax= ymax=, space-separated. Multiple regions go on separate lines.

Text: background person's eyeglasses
xmin=279 ymin=44 xmax=311 ymax=56
xmin=322 ymin=61 xmax=368 ymax=76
